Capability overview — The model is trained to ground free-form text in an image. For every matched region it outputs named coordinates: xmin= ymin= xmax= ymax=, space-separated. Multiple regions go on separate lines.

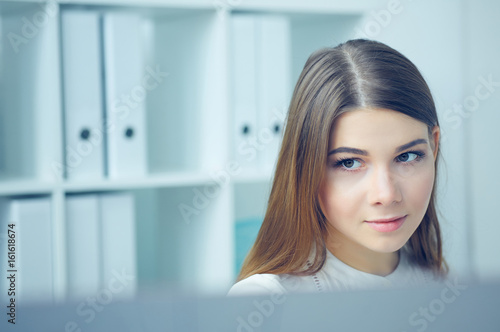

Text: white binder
xmin=256 ymin=16 xmax=291 ymax=170
xmin=0 ymin=197 xmax=53 ymax=303
xmin=99 ymin=192 xmax=137 ymax=298
xmin=65 ymin=195 xmax=101 ymax=299
xmin=231 ymin=15 xmax=259 ymax=169
xmin=103 ymin=13 xmax=147 ymax=178
xmin=61 ymin=11 xmax=105 ymax=181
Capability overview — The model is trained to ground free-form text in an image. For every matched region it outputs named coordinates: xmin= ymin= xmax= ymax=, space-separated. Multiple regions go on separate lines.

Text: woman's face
xmin=319 ymin=108 xmax=439 ymax=256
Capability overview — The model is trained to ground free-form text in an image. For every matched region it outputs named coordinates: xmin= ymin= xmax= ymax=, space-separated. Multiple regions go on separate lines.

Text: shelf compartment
xmin=134 ymin=184 xmax=233 ymax=294
xmin=0 ymin=1 xmax=63 ymax=183
xmin=59 ymin=4 xmax=229 ymax=177
xmin=233 ymin=182 xmax=270 ymax=275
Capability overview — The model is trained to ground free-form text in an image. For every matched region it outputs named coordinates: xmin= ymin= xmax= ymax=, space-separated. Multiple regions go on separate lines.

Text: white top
xmin=228 ymin=248 xmax=439 ymax=296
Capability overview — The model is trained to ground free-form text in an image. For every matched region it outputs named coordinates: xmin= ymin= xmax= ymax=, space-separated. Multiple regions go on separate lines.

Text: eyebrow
xmin=327 ymin=138 xmax=428 ymax=156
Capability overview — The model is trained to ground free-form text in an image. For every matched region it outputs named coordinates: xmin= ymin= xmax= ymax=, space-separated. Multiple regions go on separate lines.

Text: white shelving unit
xmin=2 ymin=0 xmax=409 ymax=301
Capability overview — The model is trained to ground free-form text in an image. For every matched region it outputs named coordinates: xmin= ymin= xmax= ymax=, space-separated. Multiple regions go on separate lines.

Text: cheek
xmin=403 ymin=165 xmax=435 ymax=211
xmin=319 ymin=176 xmax=363 ymax=222
xmin=321 ymin=170 xmax=365 ymax=204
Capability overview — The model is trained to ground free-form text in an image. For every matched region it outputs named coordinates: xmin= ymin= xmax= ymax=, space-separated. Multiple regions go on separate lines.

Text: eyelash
xmin=332 ymin=150 xmax=426 ymax=172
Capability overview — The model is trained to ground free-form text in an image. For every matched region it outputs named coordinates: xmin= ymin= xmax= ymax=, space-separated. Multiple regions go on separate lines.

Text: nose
xmin=368 ymin=166 xmax=402 ymax=206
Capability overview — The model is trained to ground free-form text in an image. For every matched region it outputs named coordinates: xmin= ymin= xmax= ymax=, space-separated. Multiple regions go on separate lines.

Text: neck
xmin=326 ymin=231 xmax=400 ymax=276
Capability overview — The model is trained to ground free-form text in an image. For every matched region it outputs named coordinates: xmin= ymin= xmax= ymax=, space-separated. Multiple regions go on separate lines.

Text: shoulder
xmin=397 ymin=250 xmax=445 ymax=287
xmin=227 ymin=274 xmax=286 ymax=297
xmin=227 ymin=272 xmax=319 ymax=296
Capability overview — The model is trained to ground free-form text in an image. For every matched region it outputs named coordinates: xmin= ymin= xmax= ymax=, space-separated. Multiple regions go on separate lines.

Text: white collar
xmin=316 ymin=248 xmax=417 ymax=291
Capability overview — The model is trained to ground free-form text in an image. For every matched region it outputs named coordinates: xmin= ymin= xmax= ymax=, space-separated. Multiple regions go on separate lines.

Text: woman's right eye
xmin=335 ymin=158 xmax=362 ymax=170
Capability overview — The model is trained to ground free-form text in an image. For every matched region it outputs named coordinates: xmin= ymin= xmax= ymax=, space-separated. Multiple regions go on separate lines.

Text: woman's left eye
xmin=397 ymin=152 xmax=420 ymax=163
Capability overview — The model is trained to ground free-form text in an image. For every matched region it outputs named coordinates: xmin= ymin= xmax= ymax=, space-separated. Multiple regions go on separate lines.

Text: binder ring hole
xmin=80 ymin=128 xmax=91 ymax=140
xmin=125 ymin=127 xmax=135 ymax=139
xmin=242 ymin=124 xmax=250 ymax=135
xmin=274 ymin=123 xmax=281 ymax=134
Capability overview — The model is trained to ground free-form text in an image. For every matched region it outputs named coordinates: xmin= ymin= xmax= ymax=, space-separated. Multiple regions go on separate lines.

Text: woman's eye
xmin=340 ymin=159 xmax=362 ymax=169
xmin=397 ymin=152 xmax=418 ymax=162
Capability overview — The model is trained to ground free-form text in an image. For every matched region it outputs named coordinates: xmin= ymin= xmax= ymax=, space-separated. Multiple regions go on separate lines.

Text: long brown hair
xmin=238 ymin=39 xmax=447 ymax=281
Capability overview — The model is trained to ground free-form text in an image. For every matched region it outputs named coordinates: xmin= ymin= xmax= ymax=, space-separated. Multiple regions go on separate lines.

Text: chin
xmin=367 ymin=237 xmax=410 ymax=254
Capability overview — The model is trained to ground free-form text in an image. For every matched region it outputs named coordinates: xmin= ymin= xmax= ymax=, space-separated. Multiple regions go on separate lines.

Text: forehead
xmin=330 ymin=108 xmax=428 ymax=148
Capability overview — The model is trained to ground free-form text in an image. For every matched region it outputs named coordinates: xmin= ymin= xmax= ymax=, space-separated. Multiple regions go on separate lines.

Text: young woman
xmin=228 ymin=39 xmax=448 ymax=295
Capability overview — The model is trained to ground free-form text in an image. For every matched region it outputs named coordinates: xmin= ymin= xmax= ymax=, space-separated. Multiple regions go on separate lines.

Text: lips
xmin=364 ymin=215 xmax=407 ymax=232
xmin=366 ymin=215 xmax=407 ymax=223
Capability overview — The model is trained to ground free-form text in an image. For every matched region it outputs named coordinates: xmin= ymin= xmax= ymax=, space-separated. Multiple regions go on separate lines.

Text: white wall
xmin=464 ymin=0 xmax=500 ymax=280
